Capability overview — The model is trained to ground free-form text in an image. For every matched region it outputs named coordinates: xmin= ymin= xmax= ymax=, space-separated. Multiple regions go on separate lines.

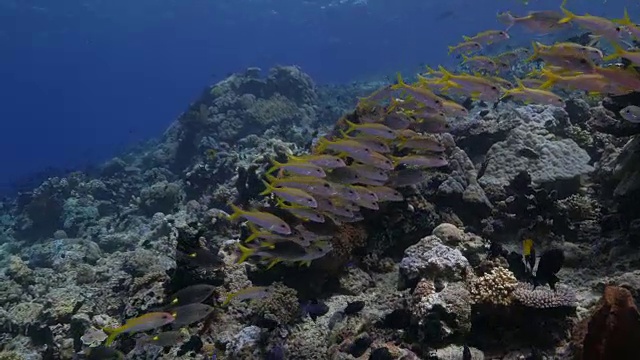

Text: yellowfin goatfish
xmin=265 ymin=174 xmax=337 ymax=197
xmin=288 ymin=154 xmax=347 ymax=169
xmin=345 ymin=119 xmax=396 ymax=139
xmin=137 ymin=330 xmax=190 ymax=347
xmin=227 ymin=204 xmax=292 ymax=235
xmin=436 ymin=67 xmax=502 ymax=102
xmin=169 ymin=303 xmax=215 ymax=328
xmin=558 ymin=0 xmax=622 ymax=41
xmin=365 ymin=186 xmax=404 ymax=201
xmin=448 ymin=41 xmax=483 ymax=56
xmin=538 ymin=68 xmax=610 ymax=94
xmin=266 ymin=159 xmax=326 ymax=178
xmin=501 ymin=80 xmax=565 ymax=107
xmin=103 ymin=312 xmax=175 ymax=346
xmin=237 ymin=240 xmax=332 ymax=268
xmin=222 ymin=286 xmax=272 ymax=306
xmin=392 ymin=74 xmax=446 ymax=111
xmin=260 ymin=181 xmax=318 ymax=208
xmin=497 ymin=10 xmax=568 ymax=33
xmin=165 ymin=284 xmax=216 ymax=308
xmin=390 ymin=154 xmax=448 ymax=168
xmin=462 ymin=30 xmax=509 ymax=45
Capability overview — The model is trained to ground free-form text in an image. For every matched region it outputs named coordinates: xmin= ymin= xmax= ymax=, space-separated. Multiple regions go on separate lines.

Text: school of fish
xmin=227 ymin=0 xmax=640 ymax=270
xmin=97 ymin=0 xmax=640 ymax=352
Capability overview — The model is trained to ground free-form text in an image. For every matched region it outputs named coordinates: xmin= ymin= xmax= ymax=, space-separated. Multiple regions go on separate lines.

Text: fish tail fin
xmin=447 ymin=46 xmax=455 ymax=55
xmin=237 ymin=243 xmax=255 ymax=264
xmin=603 ymin=42 xmax=625 ymax=61
xmin=244 ymin=223 xmax=262 ymax=243
xmin=103 ymin=327 xmax=120 ymax=347
xmin=391 ymin=72 xmax=407 ymax=90
xmin=344 ymin=119 xmax=358 ymax=134
xmin=299 ymin=260 xmax=312 ymax=267
xmin=227 ymin=203 xmax=245 ymax=221
xmin=462 ymin=35 xmax=471 ymax=41
xmin=438 ymin=66 xmax=452 ymax=80
xmin=264 ymin=173 xmax=279 ymax=185
xmin=539 ymin=68 xmax=560 ymax=89
xmin=315 ymin=137 xmax=330 ymax=153
xmin=558 ymin=0 xmax=574 ymax=24
xmin=259 ymin=180 xmax=275 ymax=196
xmin=523 ymin=238 xmax=534 ymax=256
xmin=615 ymin=8 xmax=632 ymax=26
xmin=266 ymin=258 xmax=282 ymax=269
xmin=265 ymin=158 xmax=283 ymax=175
xmin=527 ymin=41 xmax=541 ymax=62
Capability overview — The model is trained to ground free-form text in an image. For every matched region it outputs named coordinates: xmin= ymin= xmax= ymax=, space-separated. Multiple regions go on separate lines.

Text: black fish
xmin=370 ymin=348 xmax=394 ymax=360
xmin=535 ymin=248 xmax=564 ymax=290
xmin=177 ymin=248 xmax=223 ymax=268
xmin=301 ymin=299 xmax=329 ymax=321
xmin=165 ymin=284 xmax=216 ymax=309
xmin=266 ymin=344 xmax=285 ymax=360
xmin=463 ymin=345 xmax=471 ymax=360
xmin=344 ymin=301 xmax=365 ymax=315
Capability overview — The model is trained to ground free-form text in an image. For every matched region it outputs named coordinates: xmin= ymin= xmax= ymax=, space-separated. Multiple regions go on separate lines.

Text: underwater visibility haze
xmin=3 ymin=0 xmax=640 ymax=359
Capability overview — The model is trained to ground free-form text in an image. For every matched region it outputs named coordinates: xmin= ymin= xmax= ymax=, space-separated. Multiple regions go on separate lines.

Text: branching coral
xmin=467 ymin=266 xmax=518 ymax=306
xmin=512 ymin=283 xmax=576 ymax=309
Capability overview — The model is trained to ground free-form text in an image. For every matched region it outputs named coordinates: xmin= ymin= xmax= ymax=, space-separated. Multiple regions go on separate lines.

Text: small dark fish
xmin=343 ymin=301 xmax=365 ymax=315
xmin=386 ymin=169 xmax=426 ymax=187
xmin=535 ymin=248 xmax=564 ymax=290
xmin=370 ymin=348 xmax=394 ymax=360
xmin=463 ymin=345 xmax=472 ymax=360
xmin=265 ymin=344 xmax=285 ymax=360
xmin=166 ymin=284 xmax=216 ymax=308
xmin=328 ymin=311 xmax=345 ymax=330
xmin=435 ymin=10 xmax=455 ymax=21
xmin=137 ymin=330 xmax=190 ymax=347
xmin=301 ymin=299 xmax=329 ymax=320
xmin=86 ymin=345 xmax=125 ymax=360
xmin=170 ymin=303 xmax=215 ymax=328
xmin=177 ymin=248 xmax=223 ymax=267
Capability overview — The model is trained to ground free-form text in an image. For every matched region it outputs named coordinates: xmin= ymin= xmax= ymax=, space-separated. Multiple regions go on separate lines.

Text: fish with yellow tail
xmin=260 ymin=181 xmax=318 ymax=208
xmin=462 ymin=29 xmax=509 ymax=45
xmin=236 ymin=240 xmax=333 ymax=269
xmin=103 ymin=312 xmax=175 ymax=346
xmin=392 ymin=73 xmax=446 ymax=111
xmin=227 ymin=204 xmax=292 ymax=235
xmin=500 ymin=79 xmax=565 ymax=107
xmin=558 ymin=0 xmax=622 ymax=41
xmin=436 ymin=66 xmax=501 ymax=102
xmin=222 ymin=286 xmax=273 ymax=306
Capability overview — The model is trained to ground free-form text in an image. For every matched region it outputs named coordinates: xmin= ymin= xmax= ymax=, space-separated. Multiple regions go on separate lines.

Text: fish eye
xmin=616 ymin=27 xmax=621 ymax=32
xmin=280 ymin=224 xmax=287 ymax=228
xmin=491 ymin=86 xmax=498 ymax=90
xmin=435 ymin=100 xmax=441 ymax=104
xmin=323 ymin=183 xmax=330 ymax=188
xmin=579 ymin=59 xmax=587 ymax=64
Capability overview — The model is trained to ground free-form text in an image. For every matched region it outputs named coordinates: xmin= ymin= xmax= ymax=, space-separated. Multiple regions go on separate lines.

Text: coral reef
xmin=2 ymin=59 xmax=640 ymax=360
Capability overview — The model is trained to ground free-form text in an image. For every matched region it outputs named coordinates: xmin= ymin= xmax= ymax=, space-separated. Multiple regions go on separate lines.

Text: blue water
xmin=0 ymin=0 xmax=634 ymax=193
